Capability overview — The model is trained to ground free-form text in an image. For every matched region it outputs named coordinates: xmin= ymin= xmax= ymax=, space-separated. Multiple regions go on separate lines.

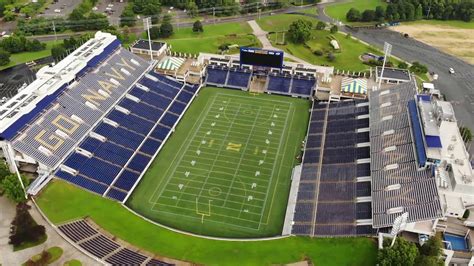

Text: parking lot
xmin=40 ymin=0 xmax=82 ymax=17
xmin=95 ymin=0 xmax=128 ymax=25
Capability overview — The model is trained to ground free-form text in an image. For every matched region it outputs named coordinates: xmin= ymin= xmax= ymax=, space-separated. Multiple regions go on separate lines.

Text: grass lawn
xmin=398 ymin=19 xmax=474 ymax=29
xmin=325 ymin=0 xmax=387 ymax=24
xmin=161 ymin=22 xmax=261 ymax=54
xmin=47 ymin=246 xmax=64 ymax=263
xmin=23 ymin=246 xmax=63 ymax=265
xmin=127 ymin=87 xmax=310 ymax=238
xmin=0 ymin=40 xmax=58 ymax=71
xmin=297 ymin=6 xmax=318 ymax=16
xmin=64 ymin=260 xmax=82 ymax=266
xmin=37 ymin=180 xmax=377 ymax=266
xmin=270 ymin=29 xmax=401 ymax=71
xmin=257 ymin=13 xmax=319 ymax=32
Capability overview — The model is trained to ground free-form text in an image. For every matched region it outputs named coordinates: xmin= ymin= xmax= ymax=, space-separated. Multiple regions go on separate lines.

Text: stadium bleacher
xmin=10 ymin=48 xmax=149 ymax=168
xmin=292 ymin=100 xmax=372 ymax=237
xmin=55 ymin=71 xmax=200 ymax=202
xmin=204 ymin=66 xmax=315 ymax=97
xmin=267 ymin=74 xmax=291 ymax=94
xmin=58 ymin=219 xmax=174 ymax=265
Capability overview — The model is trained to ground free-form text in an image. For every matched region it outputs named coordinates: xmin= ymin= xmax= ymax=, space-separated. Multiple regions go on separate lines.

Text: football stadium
xmin=0 ymin=31 xmax=473 ymax=265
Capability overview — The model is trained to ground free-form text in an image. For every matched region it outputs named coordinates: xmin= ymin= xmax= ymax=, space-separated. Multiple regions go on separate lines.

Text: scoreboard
xmin=239 ymin=48 xmax=284 ymax=68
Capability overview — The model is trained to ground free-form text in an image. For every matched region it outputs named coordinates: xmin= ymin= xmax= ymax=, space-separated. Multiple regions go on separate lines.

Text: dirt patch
xmin=391 ymin=24 xmax=474 ymax=64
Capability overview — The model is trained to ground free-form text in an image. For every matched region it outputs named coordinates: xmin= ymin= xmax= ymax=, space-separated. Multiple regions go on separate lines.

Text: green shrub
xmin=313 ymin=50 xmax=323 ymax=56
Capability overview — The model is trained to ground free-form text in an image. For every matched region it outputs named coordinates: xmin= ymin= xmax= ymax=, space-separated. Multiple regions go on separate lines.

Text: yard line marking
xmin=257 ymin=102 xmax=293 ymax=229
xmin=148 ymin=94 xmax=220 ymax=205
xmin=222 ymin=104 xmax=262 ymax=208
xmin=150 ymin=206 xmax=261 ymax=230
xmin=195 ymin=98 xmax=242 ymax=203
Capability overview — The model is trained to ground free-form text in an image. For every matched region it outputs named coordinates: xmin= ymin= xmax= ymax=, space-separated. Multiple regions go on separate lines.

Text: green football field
xmin=127 ymin=87 xmax=310 ymax=238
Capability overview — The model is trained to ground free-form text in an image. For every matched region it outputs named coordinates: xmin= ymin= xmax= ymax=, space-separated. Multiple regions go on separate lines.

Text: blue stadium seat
xmin=139 ymin=138 xmax=162 ymax=156
xmin=94 ymin=123 xmax=117 ymax=136
xmin=106 ymin=188 xmax=127 ymax=201
xmin=183 ymin=85 xmax=198 ymax=93
xmin=130 ymin=102 xmax=163 ymax=122
xmin=119 ymin=98 xmax=138 ymax=110
xmin=160 ymin=112 xmax=179 ymax=128
xmin=206 ymin=68 xmax=227 ymax=84
xmin=150 ymin=125 xmax=170 ymax=140
xmin=118 ymin=113 xmax=154 ymax=135
xmin=268 ymin=75 xmax=291 ymax=93
xmin=127 ymin=154 xmax=151 ymax=172
xmin=168 ymin=101 xmax=186 ymax=115
xmin=93 ymin=142 xmax=134 ymax=166
xmin=105 ymin=127 xmax=144 ymax=150
xmin=63 ymin=153 xmax=89 ymax=170
xmin=79 ymin=137 xmax=102 ymax=153
xmin=141 ymin=91 xmax=172 ymax=110
xmin=107 ymin=110 xmax=127 ymax=123
xmin=113 ymin=170 xmax=140 ymax=191
xmin=176 ymin=91 xmax=193 ymax=104
xmin=79 ymin=157 xmax=121 ymax=185
xmin=129 ymin=87 xmax=146 ymax=98
xmin=227 ymin=71 xmax=251 ymax=88
xmin=56 ymin=170 xmax=107 ymax=195
xmin=291 ymin=78 xmax=314 ymax=96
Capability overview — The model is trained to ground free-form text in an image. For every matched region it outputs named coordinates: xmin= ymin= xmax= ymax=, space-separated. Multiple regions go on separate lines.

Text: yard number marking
xmin=226 ymin=142 xmax=242 ymax=152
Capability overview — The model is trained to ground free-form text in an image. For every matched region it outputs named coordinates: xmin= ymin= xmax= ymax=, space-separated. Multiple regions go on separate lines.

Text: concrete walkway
xmin=0 ymin=197 xmax=98 ymax=265
xmin=247 ymin=20 xmax=312 ymax=65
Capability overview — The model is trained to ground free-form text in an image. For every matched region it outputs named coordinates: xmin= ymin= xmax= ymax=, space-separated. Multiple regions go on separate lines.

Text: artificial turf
xmin=127 ymin=87 xmax=311 ymax=237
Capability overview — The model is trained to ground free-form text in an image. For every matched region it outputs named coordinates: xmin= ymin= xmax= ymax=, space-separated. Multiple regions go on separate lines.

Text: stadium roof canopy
xmin=341 ymin=78 xmax=367 ymax=94
xmin=131 ymin=39 xmax=166 ymax=51
xmin=0 ymin=32 xmax=120 ymax=139
xmin=369 ymin=81 xmax=443 ymax=228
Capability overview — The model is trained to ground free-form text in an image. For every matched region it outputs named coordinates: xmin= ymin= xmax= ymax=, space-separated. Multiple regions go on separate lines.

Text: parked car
xmin=449 ymin=68 xmax=455 ymax=74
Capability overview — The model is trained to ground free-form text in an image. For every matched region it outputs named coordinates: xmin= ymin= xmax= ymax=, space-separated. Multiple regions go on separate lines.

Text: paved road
xmin=313 ymin=2 xmax=474 ymax=154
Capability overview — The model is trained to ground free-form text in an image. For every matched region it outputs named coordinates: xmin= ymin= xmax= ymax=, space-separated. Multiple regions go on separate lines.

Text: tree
xmin=420 ymin=234 xmax=443 ymax=257
xmin=1 ymin=174 xmax=28 ymax=203
xmin=186 ymin=1 xmax=198 ymax=18
xmin=287 ymin=19 xmax=313 ymax=43
xmin=0 ymin=49 xmax=10 ymax=66
xmin=378 ymin=238 xmax=419 ymax=266
xmin=9 ymin=203 xmax=46 ymax=248
xmin=51 ymin=45 xmax=67 ymax=61
xmin=409 ymin=61 xmax=428 ymax=74
xmin=375 ymin=6 xmax=385 ymax=20
xmin=398 ymin=62 xmax=408 ymax=69
xmin=459 ymin=126 xmax=472 ymax=143
xmin=316 ymin=21 xmax=326 ymax=30
xmin=159 ymin=18 xmax=174 ymax=38
xmin=330 ymin=25 xmax=338 ymax=34
xmin=148 ymin=26 xmax=160 ymax=39
xmin=417 ymin=234 xmax=444 ymax=266
xmin=25 ymin=39 xmax=45 ymax=52
xmin=361 ymin=10 xmax=376 ymax=22
xmin=346 ymin=8 xmax=361 ymax=22
xmin=415 ymin=4 xmax=423 ymax=20
xmin=120 ymin=6 xmax=136 ymax=27
xmin=192 ymin=20 xmax=203 ymax=33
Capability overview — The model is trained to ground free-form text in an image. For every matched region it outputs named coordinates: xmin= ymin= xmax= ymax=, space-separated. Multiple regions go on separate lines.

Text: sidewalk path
xmin=247 ymin=20 xmax=312 ymax=65
xmin=0 ymin=197 xmax=98 ymax=265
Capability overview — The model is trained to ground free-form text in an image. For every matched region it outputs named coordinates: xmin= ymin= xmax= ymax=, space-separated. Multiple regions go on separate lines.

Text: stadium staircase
xmin=249 ymin=75 xmax=267 ymax=93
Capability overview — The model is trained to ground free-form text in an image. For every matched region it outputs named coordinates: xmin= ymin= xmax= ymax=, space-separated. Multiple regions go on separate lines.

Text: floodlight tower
xmin=390 ymin=212 xmax=409 ymax=247
xmin=378 ymin=42 xmax=392 ymax=90
xmin=143 ymin=17 xmax=153 ymax=61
